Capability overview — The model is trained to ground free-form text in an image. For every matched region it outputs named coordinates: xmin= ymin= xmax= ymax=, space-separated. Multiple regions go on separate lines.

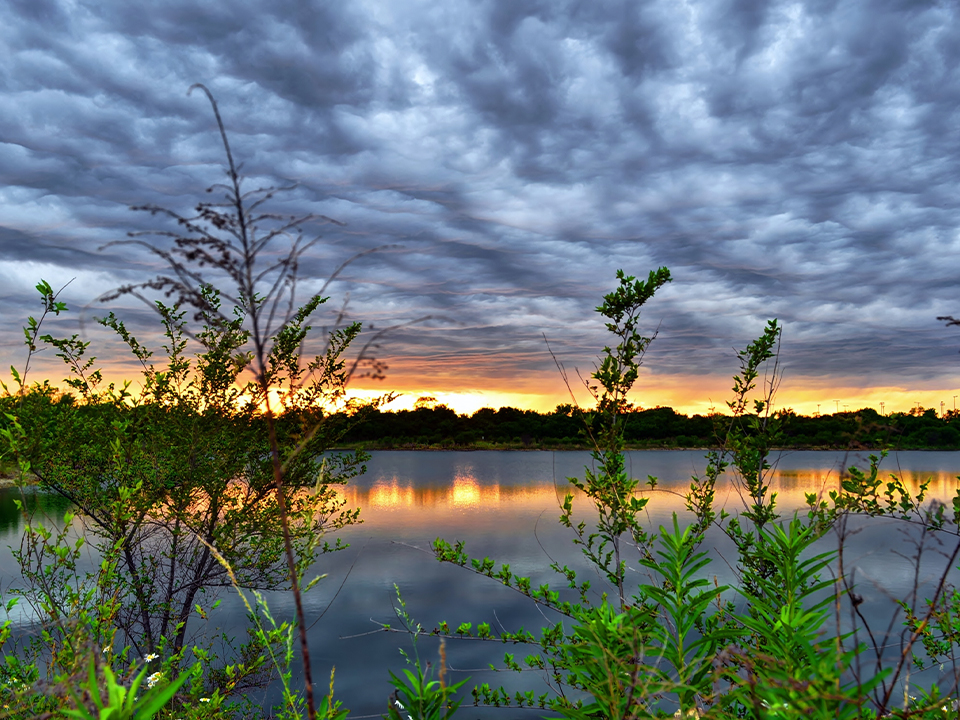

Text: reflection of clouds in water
xmin=740 ymin=470 xmax=839 ymax=512
xmin=759 ymin=467 xmax=960 ymax=511
xmin=887 ymin=471 xmax=960 ymax=499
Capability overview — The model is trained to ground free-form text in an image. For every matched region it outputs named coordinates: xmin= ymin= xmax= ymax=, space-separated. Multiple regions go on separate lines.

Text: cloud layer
xmin=3 ymin=0 xmax=960 ymax=411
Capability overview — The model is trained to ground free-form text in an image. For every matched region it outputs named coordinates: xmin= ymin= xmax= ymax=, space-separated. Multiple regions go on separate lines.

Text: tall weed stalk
xmin=429 ymin=268 xmax=960 ymax=719
xmin=0 ymin=86 xmax=385 ymax=718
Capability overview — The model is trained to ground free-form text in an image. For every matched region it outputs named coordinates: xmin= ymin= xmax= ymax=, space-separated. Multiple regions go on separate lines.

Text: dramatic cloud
xmin=3 ymin=0 xmax=959 ymax=412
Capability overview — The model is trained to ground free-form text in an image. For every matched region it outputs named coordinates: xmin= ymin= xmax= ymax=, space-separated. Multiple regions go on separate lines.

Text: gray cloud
xmin=2 ymin=0 xmax=960 ymax=406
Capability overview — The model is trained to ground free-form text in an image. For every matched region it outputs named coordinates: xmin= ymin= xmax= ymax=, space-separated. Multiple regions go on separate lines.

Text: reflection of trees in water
xmin=772 ymin=467 xmax=960 ymax=503
xmin=0 ymin=488 xmax=73 ymax=537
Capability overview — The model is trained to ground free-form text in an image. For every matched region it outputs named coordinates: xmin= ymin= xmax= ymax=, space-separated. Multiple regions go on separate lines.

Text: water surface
xmin=2 ymin=450 xmax=958 ymax=717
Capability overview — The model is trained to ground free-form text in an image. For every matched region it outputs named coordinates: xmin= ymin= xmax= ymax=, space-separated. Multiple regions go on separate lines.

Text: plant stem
xmin=264 ymin=394 xmax=317 ymax=719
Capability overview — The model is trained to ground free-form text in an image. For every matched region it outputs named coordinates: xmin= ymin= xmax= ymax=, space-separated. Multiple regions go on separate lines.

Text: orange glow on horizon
xmin=23 ymin=361 xmax=960 ymax=419
xmin=348 ymin=372 xmax=960 ymax=418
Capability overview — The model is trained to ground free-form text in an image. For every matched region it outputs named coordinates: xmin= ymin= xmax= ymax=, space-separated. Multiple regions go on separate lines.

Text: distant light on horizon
xmin=3 ymin=0 xmax=960 ymax=418
xmin=347 ymin=382 xmax=960 ymax=418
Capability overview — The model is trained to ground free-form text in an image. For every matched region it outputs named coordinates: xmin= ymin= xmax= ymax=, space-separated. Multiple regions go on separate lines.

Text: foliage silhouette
xmin=1 ymin=86 xmax=386 ymax=719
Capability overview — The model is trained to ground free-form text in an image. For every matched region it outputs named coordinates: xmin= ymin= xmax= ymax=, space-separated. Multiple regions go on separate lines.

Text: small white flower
xmin=146 ymin=672 xmax=162 ymax=689
xmin=200 ymin=697 xmax=210 ymax=703
xmin=144 ymin=653 xmax=158 ymax=662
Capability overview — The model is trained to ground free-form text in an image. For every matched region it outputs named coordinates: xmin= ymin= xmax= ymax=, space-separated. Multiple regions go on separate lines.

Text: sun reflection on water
xmin=450 ymin=476 xmax=489 ymax=508
xmin=331 ymin=456 xmax=960 ymax=528
xmin=337 ymin=478 xmax=539 ymax=514
xmin=367 ymin=478 xmax=416 ymax=509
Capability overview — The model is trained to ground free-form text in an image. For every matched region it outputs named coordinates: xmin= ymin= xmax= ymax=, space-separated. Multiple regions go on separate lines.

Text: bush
xmin=0 ymin=85 xmax=373 ymax=720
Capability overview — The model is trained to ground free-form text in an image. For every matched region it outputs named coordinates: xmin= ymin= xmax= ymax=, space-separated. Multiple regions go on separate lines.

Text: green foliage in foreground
xmin=0 ymin=84 xmax=374 ymax=720
xmin=424 ymin=271 xmax=960 ymax=719
xmin=0 ymin=271 xmax=365 ymax=718
xmin=6 ymin=259 xmax=960 ymax=720
xmin=3 ymin=243 xmax=960 ymax=718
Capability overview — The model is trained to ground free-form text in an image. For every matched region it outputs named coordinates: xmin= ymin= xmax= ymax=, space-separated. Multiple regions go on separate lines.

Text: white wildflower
xmin=146 ymin=672 xmax=162 ymax=689
xmin=394 ymin=698 xmax=412 ymax=720
xmin=200 ymin=697 xmax=210 ymax=703
xmin=144 ymin=653 xmax=158 ymax=662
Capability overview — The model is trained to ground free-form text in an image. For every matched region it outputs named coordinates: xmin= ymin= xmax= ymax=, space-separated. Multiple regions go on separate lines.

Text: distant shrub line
xmin=334 ymin=404 xmax=960 ymax=450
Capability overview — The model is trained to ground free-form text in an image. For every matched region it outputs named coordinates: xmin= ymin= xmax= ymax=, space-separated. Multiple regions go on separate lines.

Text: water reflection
xmin=345 ymin=476 xmax=538 ymax=514
xmin=0 ymin=486 xmax=73 ymax=535
xmin=323 ymin=450 xmax=960 ymax=715
xmin=333 ymin=450 xmax=960 ymax=533
xmin=366 ymin=478 xmax=414 ymax=509
xmin=2 ymin=450 xmax=959 ymax=717
xmin=451 ymin=476 xmax=483 ymax=507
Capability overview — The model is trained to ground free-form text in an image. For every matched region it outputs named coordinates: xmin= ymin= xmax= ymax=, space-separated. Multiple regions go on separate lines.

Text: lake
xmin=2 ymin=449 xmax=959 ymax=717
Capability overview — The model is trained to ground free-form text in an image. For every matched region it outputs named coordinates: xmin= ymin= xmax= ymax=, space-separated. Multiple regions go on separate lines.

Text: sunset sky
xmin=3 ymin=0 xmax=960 ymax=416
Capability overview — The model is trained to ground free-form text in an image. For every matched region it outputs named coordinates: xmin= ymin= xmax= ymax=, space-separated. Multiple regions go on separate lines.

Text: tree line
xmin=332 ymin=402 xmax=960 ymax=450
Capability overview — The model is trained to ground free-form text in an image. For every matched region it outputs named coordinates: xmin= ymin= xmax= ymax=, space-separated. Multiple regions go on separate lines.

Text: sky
xmin=3 ymin=0 xmax=960 ymax=417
